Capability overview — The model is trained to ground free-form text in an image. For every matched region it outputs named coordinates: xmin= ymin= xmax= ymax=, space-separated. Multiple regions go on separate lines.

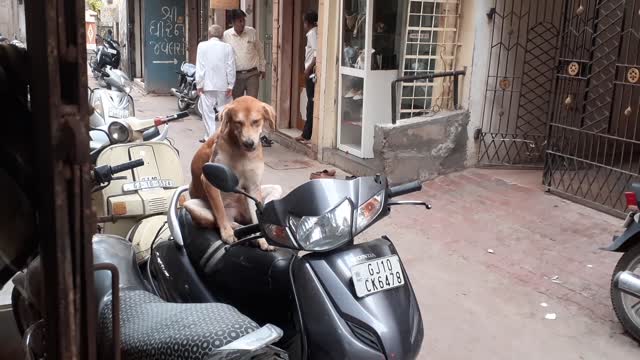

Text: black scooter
xmin=90 ymin=34 xmax=122 ymax=79
xmin=148 ymin=163 xmax=426 ymax=359
xmin=11 ymin=159 xmax=288 ymax=360
xmin=604 ymin=183 xmax=640 ymax=342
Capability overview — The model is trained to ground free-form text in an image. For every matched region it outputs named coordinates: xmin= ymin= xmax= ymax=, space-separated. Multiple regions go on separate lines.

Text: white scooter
xmin=89 ymin=67 xmax=135 ymax=127
xmin=91 ymin=111 xmax=188 ymax=264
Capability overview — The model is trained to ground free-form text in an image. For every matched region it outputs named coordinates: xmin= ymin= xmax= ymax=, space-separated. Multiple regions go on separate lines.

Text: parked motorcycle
xmin=90 ymin=33 xmax=121 ymax=78
xmin=89 ymin=67 xmax=135 ymax=127
xmin=605 ymin=184 xmax=640 ymax=342
xmin=148 ymin=163 xmax=426 ymax=359
xmin=11 ymin=158 xmax=288 ymax=360
xmin=170 ymin=62 xmax=200 ymax=114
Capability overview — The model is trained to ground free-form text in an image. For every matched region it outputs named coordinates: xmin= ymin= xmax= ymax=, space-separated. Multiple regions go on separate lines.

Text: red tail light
xmin=625 ymin=191 xmax=638 ymax=211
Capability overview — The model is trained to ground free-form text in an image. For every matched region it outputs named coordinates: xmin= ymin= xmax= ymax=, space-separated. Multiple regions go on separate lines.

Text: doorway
xmin=275 ymin=0 xmax=318 ymax=139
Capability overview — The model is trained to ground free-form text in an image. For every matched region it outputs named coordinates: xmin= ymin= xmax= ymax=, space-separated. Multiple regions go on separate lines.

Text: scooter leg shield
xmin=291 ymin=237 xmax=424 ymax=360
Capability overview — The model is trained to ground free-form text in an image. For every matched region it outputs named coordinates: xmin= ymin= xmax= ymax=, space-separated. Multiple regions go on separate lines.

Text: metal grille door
xmin=544 ymin=0 xmax=639 ymax=215
xmin=478 ymin=0 xmax=563 ymax=165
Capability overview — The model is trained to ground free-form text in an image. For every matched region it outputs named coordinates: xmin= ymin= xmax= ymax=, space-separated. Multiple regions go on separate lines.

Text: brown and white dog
xmin=186 ymin=96 xmax=275 ymax=251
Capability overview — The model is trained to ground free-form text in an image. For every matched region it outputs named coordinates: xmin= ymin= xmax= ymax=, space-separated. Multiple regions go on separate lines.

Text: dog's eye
xmin=252 ymin=120 xmax=260 ymax=127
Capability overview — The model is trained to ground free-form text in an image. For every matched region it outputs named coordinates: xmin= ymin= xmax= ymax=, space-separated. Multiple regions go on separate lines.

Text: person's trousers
xmin=302 ymin=77 xmax=315 ymax=140
xmin=199 ymin=90 xmax=231 ymax=139
xmin=233 ymin=70 xmax=260 ymax=99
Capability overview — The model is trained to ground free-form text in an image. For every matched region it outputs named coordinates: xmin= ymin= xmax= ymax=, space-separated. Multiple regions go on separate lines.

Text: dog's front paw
xmin=220 ymin=226 xmax=237 ymax=244
xmin=257 ymin=238 xmax=275 ymax=251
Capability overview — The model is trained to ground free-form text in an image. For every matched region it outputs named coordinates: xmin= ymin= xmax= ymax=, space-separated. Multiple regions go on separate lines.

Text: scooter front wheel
xmin=611 ymin=243 xmax=640 ymax=342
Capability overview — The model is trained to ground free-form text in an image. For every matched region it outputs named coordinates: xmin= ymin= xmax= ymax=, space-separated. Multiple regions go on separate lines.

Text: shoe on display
xmin=345 ymin=88 xmax=357 ymax=98
xmin=352 ymin=90 xmax=363 ymax=100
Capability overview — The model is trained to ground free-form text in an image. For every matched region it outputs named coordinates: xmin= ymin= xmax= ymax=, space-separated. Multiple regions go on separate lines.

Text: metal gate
xmin=478 ymin=0 xmax=564 ymax=165
xmin=544 ymin=0 xmax=640 ymax=214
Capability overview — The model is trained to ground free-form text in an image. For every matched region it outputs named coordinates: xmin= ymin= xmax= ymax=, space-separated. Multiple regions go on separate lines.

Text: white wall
xmin=462 ymin=0 xmax=493 ymax=166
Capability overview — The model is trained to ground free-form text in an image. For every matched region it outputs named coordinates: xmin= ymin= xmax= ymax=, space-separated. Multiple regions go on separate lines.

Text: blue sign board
xmin=143 ymin=0 xmax=186 ymax=93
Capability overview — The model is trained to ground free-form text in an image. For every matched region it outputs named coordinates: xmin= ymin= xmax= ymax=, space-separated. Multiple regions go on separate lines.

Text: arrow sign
xmin=153 ymin=58 xmax=178 ymax=64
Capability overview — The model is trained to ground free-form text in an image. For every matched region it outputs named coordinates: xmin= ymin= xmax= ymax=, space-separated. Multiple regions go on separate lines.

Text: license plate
xmin=108 ymin=108 xmax=130 ymax=118
xmin=106 ymin=48 xmax=117 ymax=54
xmin=351 ymin=255 xmax=405 ymax=298
xmin=123 ymin=179 xmax=176 ymax=192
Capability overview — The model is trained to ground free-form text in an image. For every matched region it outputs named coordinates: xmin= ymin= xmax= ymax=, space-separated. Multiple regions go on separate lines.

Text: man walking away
xmin=196 ymin=25 xmax=235 ymax=142
xmin=296 ymin=11 xmax=318 ymax=143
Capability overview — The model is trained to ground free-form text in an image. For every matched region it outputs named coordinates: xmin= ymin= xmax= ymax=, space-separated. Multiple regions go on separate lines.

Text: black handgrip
xmin=163 ymin=111 xmax=189 ymax=122
xmin=110 ymin=158 xmax=144 ymax=175
xmin=388 ymin=181 xmax=422 ymax=198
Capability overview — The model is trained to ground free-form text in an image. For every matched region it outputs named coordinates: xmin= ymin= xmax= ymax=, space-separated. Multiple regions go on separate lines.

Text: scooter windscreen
xmin=261 ymin=176 xmax=388 ymax=252
xmin=104 ymin=68 xmax=132 ymax=93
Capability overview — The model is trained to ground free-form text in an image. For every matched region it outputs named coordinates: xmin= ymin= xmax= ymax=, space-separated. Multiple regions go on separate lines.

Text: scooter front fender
xmin=292 ymin=237 xmax=423 ymax=360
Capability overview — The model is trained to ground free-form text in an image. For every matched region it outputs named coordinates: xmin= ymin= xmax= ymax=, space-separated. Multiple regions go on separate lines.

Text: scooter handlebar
xmin=110 ymin=158 xmax=145 ymax=175
xmin=153 ymin=111 xmax=189 ymax=126
xmin=388 ymin=181 xmax=422 ymax=198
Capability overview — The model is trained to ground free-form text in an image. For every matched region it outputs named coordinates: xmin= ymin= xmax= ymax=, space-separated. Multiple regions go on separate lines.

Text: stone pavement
xmin=374 ymin=169 xmax=639 ymax=359
xmin=2 ymin=88 xmax=640 ymax=359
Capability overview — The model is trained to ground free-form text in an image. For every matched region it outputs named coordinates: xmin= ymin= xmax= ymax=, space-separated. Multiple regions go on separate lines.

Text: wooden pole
xmin=23 ymin=0 xmax=97 ymax=358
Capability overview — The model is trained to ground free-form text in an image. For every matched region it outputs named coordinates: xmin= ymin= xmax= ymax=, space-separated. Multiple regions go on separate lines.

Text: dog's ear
xmin=218 ymin=105 xmax=232 ymax=137
xmin=261 ymin=103 xmax=276 ymax=130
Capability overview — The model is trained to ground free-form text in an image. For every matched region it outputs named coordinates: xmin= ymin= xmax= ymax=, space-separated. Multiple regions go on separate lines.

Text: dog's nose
xmin=242 ymin=139 xmax=255 ymax=149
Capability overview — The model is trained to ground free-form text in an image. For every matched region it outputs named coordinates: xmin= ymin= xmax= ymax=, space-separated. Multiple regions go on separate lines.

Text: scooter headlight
xmin=288 ymin=199 xmax=353 ymax=252
xmin=108 ymin=120 xmax=131 ymax=143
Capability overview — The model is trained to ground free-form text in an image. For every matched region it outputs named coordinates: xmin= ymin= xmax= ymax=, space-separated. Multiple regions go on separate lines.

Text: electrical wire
xmin=146 ymin=221 xmax=167 ymax=297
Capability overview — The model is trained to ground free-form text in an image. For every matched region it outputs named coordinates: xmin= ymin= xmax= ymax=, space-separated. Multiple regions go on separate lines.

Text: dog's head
xmin=218 ymin=96 xmax=276 ymax=152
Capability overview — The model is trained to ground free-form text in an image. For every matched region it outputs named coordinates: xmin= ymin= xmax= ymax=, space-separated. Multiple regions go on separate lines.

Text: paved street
xmin=1 ymin=89 xmax=639 ymax=359
xmin=137 ymin=91 xmax=639 ymax=359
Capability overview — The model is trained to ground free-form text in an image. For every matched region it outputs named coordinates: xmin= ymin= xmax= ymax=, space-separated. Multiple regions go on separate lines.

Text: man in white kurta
xmin=196 ymin=25 xmax=235 ymax=141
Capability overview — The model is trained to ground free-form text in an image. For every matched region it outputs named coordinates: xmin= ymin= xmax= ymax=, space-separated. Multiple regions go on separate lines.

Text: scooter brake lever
xmin=388 ymin=200 xmax=432 ymax=210
xmin=111 ymin=176 xmax=127 ymax=181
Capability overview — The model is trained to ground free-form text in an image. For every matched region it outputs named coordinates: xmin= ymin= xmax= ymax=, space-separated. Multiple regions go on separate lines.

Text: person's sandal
xmin=261 ymin=135 xmax=274 ymax=147
xmin=310 ymin=169 xmax=336 ymax=180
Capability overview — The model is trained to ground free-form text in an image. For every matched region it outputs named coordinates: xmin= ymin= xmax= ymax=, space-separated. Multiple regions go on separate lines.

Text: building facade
xmin=280 ymin=0 xmax=640 ymax=217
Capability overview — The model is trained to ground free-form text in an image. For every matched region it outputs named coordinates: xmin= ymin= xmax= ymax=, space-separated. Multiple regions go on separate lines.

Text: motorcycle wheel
xmin=193 ymin=96 xmax=202 ymax=118
xmin=611 ymin=243 xmax=640 ymax=342
xmin=177 ymin=96 xmax=191 ymax=112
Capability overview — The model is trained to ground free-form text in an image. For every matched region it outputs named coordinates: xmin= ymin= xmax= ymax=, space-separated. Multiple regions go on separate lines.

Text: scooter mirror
xmin=202 ymin=163 xmax=239 ymax=193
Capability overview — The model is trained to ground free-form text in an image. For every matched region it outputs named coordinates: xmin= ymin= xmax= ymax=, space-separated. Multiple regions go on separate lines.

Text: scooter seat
xmin=99 ymin=289 xmax=260 ymax=359
xmin=181 ymin=63 xmax=196 ymax=77
xmin=92 ymin=234 xmax=262 ymax=359
xmin=177 ymin=208 xmax=295 ymax=325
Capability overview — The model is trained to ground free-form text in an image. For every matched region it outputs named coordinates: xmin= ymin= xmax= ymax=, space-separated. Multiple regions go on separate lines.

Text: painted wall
xmin=116 ymin=0 xmax=130 ymax=76
xmin=143 ymin=0 xmax=187 ymax=93
xmin=463 ymin=0 xmax=493 ymax=167
xmin=316 ymin=0 xmax=340 ymax=159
